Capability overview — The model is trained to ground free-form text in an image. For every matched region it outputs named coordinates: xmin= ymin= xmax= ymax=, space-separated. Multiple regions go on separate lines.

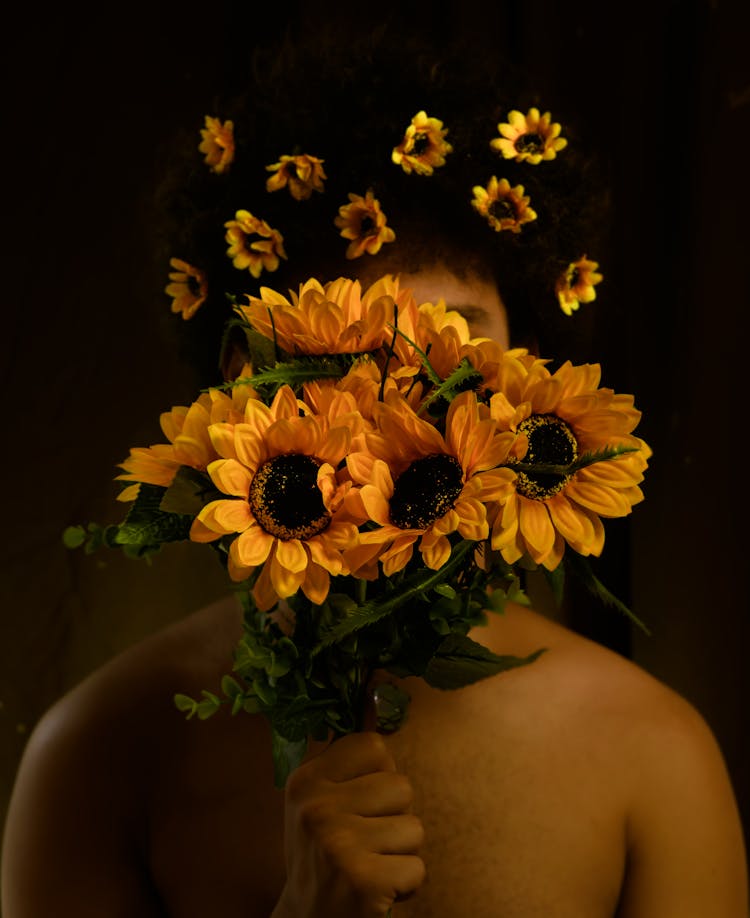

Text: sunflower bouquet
xmin=65 ymin=273 xmax=650 ymax=785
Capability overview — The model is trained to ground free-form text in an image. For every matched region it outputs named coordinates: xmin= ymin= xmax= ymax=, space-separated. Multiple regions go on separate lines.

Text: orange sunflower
xmin=225 ymin=210 xmax=287 ymax=278
xmin=391 ymin=110 xmax=453 ymax=176
xmin=239 ymin=274 xmax=419 ymax=356
xmin=555 ymin=256 xmax=604 ymax=316
xmin=471 ymin=177 xmax=537 ymax=233
xmin=189 ymin=386 xmax=361 ymax=609
xmin=334 ymin=190 xmax=396 ymax=259
xmin=198 ymin=115 xmax=235 ymax=174
xmin=488 ymin=360 xmax=651 ymax=570
xmin=265 ymin=153 xmax=327 ymax=200
xmin=490 ymin=108 xmax=567 ymax=164
xmin=165 ymin=257 xmax=208 ymax=320
xmin=116 ymin=370 xmax=258 ymax=501
xmin=344 ymin=390 xmax=519 ymax=577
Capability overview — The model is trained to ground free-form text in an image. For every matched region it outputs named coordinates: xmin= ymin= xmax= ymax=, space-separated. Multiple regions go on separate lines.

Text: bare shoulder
xmin=1 ymin=595 xmax=243 ymax=917
xmin=488 ymin=605 xmax=749 ymax=917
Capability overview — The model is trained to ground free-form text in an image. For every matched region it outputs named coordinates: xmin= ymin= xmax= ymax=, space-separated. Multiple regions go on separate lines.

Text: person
xmin=2 ymin=20 xmax=748 ymax=918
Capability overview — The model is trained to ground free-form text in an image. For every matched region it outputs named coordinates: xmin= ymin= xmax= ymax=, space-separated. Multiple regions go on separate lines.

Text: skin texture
xmin=2 ymin=267 xmax=748 ymax=917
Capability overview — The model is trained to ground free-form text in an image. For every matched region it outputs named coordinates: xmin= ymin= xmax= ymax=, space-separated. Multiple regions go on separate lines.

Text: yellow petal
xmin=518 ymin=496 xmax=555 ymax=558
xmin=274 ymin=538 xmax=309 ymax=574
xmin=234 ymin=525 xmax=275 ymax=566
xmin=208 ymin=458 xmax=252 ymax=497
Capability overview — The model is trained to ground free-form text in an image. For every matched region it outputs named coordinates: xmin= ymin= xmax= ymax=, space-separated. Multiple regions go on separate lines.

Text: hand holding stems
xmin=271 ymin=731 xmax=425 ymax=918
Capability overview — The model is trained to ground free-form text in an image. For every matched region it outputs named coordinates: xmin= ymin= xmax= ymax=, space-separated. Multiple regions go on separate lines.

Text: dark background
xmin=2 ymin=0 xmax=748 ymax=882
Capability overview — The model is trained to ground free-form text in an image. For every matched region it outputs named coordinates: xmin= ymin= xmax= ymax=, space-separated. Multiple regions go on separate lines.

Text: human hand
xmin=272 ymin=731 xmax=425 ymax=918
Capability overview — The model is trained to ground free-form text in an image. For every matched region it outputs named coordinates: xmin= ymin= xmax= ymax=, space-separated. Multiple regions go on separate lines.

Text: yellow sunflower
xmin=471 ymin=177 xmax=537 ymax=233
xmin=189 ymin=386 xmax=360 ymax=609
xmin=165 ymin=258 xmax=208 ymax=320
xmin=344 ymin=390 xmax=519 ymax=577
xmin=555 ymin=256 xmax=604 ymax=316
xmin=490 ymin=108 xmax=567 ymax=164
xmin=391 ymin=110 xmax=453 ymax=176
xmin=459 ymin=341 xmax=550 ymax=399
xmin=239 ymin=274 xmax=419 ymax=356
xmin=198 ymin=115 xmax=235 ymax=174
xmin=225 ymin=210 xmax=287 ymax=278
xmin=334 ymin=190 xmax=396 ymax=259
xmin=265 ymin=153 xmax=327 ymax=200
xmin=116 ymin=371 xmax=258 ymax=501
xmin=488 ymin=360 xmax=651 ymax=570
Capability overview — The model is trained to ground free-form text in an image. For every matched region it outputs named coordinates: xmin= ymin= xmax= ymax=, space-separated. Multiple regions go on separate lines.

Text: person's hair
xmin=153 ymin=19 xmax=610 ymax=386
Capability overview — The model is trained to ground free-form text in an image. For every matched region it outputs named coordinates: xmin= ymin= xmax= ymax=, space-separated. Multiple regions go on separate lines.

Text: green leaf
xmin=174 ymin=693 xmax=198 ymax=718
xmin=62 ymin=525 xmax=87 ymax=549
xmin=313 ymin=540 xmax=475 ymax=651
xmin=195 ymin=690 xmax=222 ymax=720
xmin=433 ymin=583 xmax=457 ymax=600
xmin=233 ymin=357 xmax=353 ymax=395
xmin=271 ymin=729 xmax=308 ymax=788
xmin=543 ymin=563 xmax=565 ymax=607
xmin=220 ymin=675 xmax=244 ymax=699
xmin=565 ymin=553 xmax=651 ymax=635
xmin=160 ymin=466 xmax=218 ymax=516
xmin=114 ymin=484 xmax=192 ymax=550
xmin=423 ymin=633 xmax=545 ymax=690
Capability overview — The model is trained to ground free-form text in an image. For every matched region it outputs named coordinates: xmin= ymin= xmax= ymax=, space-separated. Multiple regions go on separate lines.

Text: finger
xmin=355 ymin=813 xmax=425 ymax=855
xmin=336 ymin=770 xmax=414 ymax=816
xmin=308 ymin=731 xmax=396 ymax=782
xmin=369 ymin=851 xmax=426 ymax=900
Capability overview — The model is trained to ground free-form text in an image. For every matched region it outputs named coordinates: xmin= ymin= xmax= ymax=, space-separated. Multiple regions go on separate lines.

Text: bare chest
xmin=147 ymin=682 xmax=626 ymax=917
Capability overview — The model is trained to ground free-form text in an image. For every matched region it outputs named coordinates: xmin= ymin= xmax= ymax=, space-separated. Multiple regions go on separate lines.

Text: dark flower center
xmin=187 ymin=275 xmax=202 ymax=296
xmin=412 ymin=132 xmax=430 ymax=155
xmin=359 ymin=214 xmax=375 ymax=235
xmin=489 ymin=198 xmax=517 ymax=221
xmin=515 ymin=132 xmax=544 ymax=154
xmin=513 ymin=414 xmax=578 ymax=500
xmin=249 ymin=453 xmax=331 ymax=540
xmin=389 ymin=453 xmax=464 ymax=529
xmin=569 ymin=267 xmax=580 ymax=288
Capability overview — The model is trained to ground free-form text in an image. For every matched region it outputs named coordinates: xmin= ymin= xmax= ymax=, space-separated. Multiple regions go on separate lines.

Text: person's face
xmin=355 ymin=261 xmax=509 ymax=348
xmin=394 ymin=264 xmax=509 ymax=348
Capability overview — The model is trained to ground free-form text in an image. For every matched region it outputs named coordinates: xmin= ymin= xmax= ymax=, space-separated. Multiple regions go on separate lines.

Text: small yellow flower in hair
xmin=266 ymin=153 xmax=327 ymax=200
xmin=555 ymin=256 xmax=603 ymax=315
xmin=224 ymin=210 xmax=287 ymax=278
xmin=198 ymin=116 xmax=235 ymax=174
xmin=334 ymin=190 xmax=396 ymax=259
xmin=165 ymin=258 xmax=208 ymax=320
xmin=491 ymin=108 xmax=567 ymax=164
xmin=392 ymin=110 xmax=453 ymax=176
xmin=471 ymin=177 xmax=537 ymax=233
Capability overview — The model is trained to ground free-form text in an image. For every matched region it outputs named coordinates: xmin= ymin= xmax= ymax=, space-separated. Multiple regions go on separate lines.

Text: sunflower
xmin=334 ymin=190 xmax=396 ymax=259
xmin=408 ymin=298 xmax=475 ymax=380
xmin=488 ymin=360 xmax=651 ymax=570
xmin=391 ymin=110 xmax=453 ymax=176
xmin=490 ymin=108 xmax=567 ymax=164
xmin=225 ymin=210 xmax=287 ymax=278
xmin=459 ymin=341 xmax=550 ymax=400
xmin=189 ymin=386 xmax=360 ymax=609
xmin=265 ymin=153 xmax=327 ymax=200
xmin=165 ymin=258 xmax=208 ymax=320
xmin=198 ymin=115 xmax=235 ymax=174
xmin=471 ymin=177 xmax=537 ymax=233
xmin=239 ymin=274 xmax=419 ymax=356
xmin=344 ymin=390 xmax=519 ymax=577
xmin=116 ymin=372 xmax=258 ymax=501
xmin=555 ymin=256 xmax=604 ymax=316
